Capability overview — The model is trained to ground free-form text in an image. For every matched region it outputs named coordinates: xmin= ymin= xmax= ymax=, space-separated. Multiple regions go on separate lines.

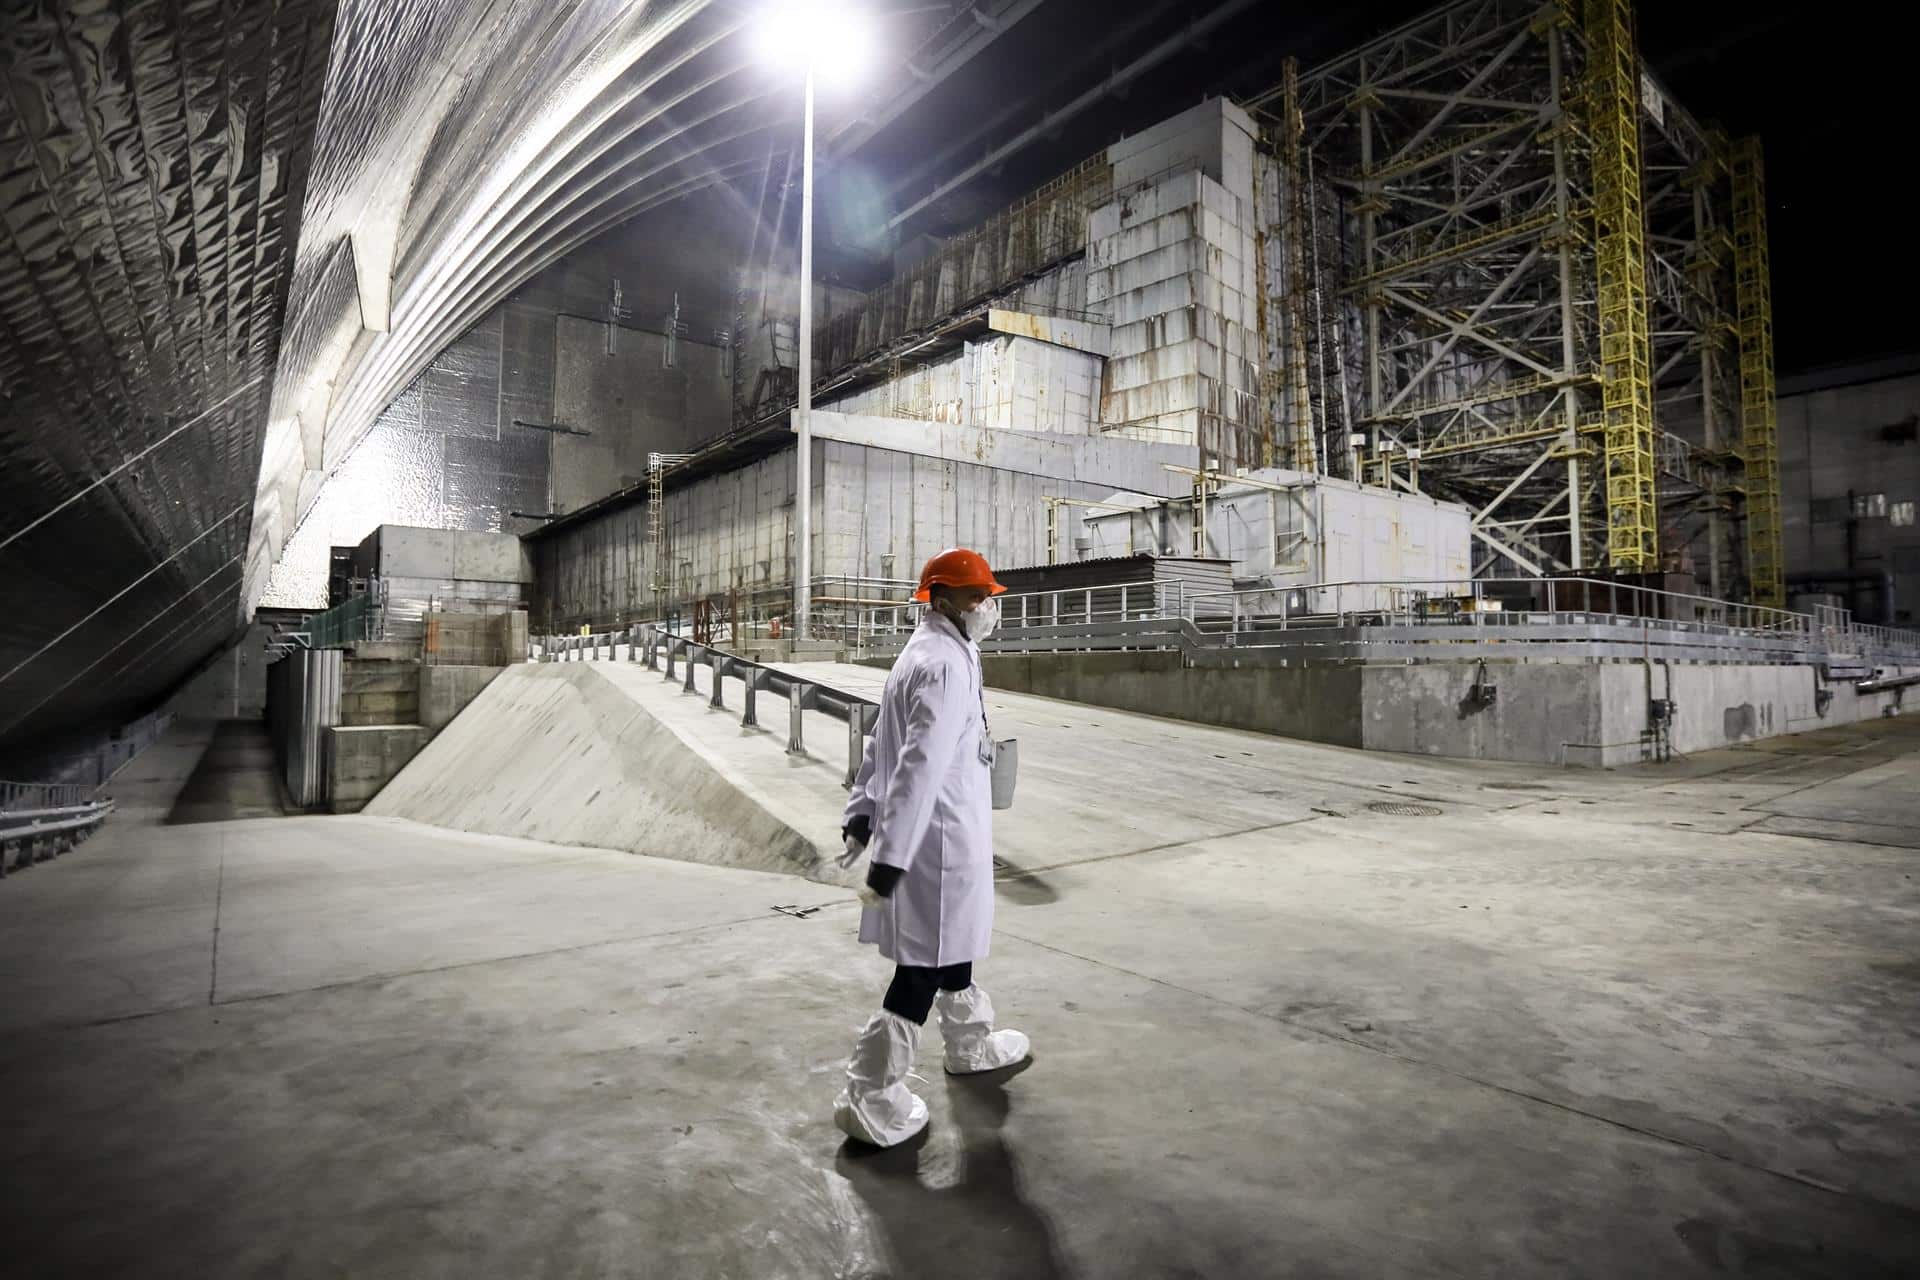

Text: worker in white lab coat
xmin=832 ymin=547 xmax=1031 ymax=1148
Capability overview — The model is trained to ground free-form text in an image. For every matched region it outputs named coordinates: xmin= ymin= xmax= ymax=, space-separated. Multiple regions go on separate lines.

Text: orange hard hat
xmin=913 ymin=547 xmax=1006 ymax=601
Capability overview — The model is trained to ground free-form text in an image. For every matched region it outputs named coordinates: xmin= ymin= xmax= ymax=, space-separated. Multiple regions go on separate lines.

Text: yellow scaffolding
xmin=1277 ymin=59 xmax=1316 ymax=473
xmin=1731 ymin=136 xmax=1785 ymax=608
xmin=1583 ymin=0 xmax=1659 ymax=572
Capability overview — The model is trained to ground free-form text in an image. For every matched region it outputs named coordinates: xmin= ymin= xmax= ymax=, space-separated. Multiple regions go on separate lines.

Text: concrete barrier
xmin=983 ymin=651 xmax=1918 ymax=767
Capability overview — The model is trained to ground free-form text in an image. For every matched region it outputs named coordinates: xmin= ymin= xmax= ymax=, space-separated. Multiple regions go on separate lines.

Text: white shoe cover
xmin=833 ymin=1011 xmax=930 ymax=1147
xmin=936 ymin=984 xmax=1031 ymax=1074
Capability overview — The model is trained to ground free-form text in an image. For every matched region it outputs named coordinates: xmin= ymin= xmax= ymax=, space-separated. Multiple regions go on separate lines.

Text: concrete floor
xmin=164 ymin=719 xmax=290 ymax=825
xmin=2 ymin=698 xmax=1918 ymax=1277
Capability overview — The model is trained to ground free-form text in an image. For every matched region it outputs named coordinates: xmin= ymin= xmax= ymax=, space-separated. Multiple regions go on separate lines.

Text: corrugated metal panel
xmin=0 ymin=0 xmax=337 ymax=757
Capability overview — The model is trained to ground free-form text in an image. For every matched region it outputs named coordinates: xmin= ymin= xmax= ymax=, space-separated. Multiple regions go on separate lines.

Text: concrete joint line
xmin=998 ymin=816 xmax=1324 ymax=882
xmin=208 ymin=841 xmax=226 ymax=1005
xmin=200 ymin=907 xmax=833 ymax=1014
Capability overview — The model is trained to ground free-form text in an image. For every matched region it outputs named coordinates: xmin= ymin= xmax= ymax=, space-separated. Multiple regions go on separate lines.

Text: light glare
xmin=756 ymin=1 xmax=870 ymax=85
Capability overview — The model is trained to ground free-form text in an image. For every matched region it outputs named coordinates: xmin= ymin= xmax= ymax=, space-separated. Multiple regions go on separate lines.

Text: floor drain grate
xmin=1367 ymin=801 xmax=1443 ymax=817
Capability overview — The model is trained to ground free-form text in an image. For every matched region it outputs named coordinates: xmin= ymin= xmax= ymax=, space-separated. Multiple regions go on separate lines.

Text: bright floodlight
xmin=756 ymin=0 xmax=870 ymax=84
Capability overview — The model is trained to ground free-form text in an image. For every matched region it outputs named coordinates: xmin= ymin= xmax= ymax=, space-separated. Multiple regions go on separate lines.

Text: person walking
xmin=832 ymin=548 xmax=1031 ymax=1147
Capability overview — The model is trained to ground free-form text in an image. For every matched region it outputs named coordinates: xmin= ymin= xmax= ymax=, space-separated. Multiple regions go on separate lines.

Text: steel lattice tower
xmin=1246 ymin=0 xmax=1772 ymax=599
xmin=1732 ymin=137 xmax=1785 ymax=608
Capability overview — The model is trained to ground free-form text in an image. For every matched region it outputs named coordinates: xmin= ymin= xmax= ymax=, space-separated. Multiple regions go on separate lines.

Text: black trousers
xmin=883 ymin=962 xmax=974 ymax=1025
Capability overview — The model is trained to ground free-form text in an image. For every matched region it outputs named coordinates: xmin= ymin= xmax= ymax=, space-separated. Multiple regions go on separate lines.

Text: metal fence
xmin=304 ymin=591 xmax=376 ymax=648
xmin=631 ymin=577 xmax=920 ymax=650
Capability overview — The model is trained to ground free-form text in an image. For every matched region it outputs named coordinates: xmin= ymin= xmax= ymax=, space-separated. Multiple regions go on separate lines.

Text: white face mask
xmin=963 ymin=595 xmax=1000 ymax=643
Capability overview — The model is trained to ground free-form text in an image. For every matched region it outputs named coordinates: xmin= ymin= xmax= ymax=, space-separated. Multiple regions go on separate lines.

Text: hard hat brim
xmin=911 ymin=580 xmax=1005 ymax=602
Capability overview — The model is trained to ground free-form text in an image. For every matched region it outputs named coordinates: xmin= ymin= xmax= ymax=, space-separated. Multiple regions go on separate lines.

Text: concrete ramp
xmin=366 ymin=662 xmax=857 ymax=885
xmin=371 ymin=651 xmax=1570 ymax=887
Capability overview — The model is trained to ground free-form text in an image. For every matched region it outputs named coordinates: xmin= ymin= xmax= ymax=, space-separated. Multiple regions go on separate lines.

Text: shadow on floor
xmin=163 ymin=720 xmax=289 ymax=825
xmin=836 ymin=1061 xmax=1069 ymax=1279
xmin=993 ymin=858 xmax=1061 ymax=905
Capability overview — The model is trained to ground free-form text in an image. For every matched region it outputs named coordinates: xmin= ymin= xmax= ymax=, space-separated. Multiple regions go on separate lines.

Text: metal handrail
xmin=538 ymin=623 xmax=881 ymax=788
xmin=1184 ymin=577 xmax=1824 ymax=633
xmin=828 ymin=573 xmax=1920 ymax=671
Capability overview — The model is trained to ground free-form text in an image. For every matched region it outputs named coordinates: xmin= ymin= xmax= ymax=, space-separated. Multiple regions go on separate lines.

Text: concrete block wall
xmin=831 ymin=347 xmax=977 ymax=424
xmin=1088 ymin=169 xmax=1259 ymax=462
xmin=377 ymin=525 xmax=531 ymax=585
xmin=819 ymin=440 xmax=1112 ymax=585
xmin=982 ymin=650 xmax=1366 ymax=748
xmin=1108 ymin=97 xmax=1257 ymax=194
xmin=528 ymin=417 xmax=1201 ymax=629
xmin=340 ymin=660 xmax=420 ymax=727
xmin=533 ymin=448 xmax=796 ymax=628
xmin=327 ymin=725 xmax=429 ymax=813
xmin=1082 ymin=98 xmax=1262 ymax=466
xmin=419 ymin=665 xmax=505 ymax=732
xmin=827 ymin=334 xmax=1101 ymax=435
xmin=976 ymin=336 xmax=1100 ymax=434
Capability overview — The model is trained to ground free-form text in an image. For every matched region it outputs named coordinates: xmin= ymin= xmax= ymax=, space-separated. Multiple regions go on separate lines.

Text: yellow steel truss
xmin=1731 ymin=136 xmax=1785 ymax=608
xmin=1583 ymin=0 xmax=1659 ymax=572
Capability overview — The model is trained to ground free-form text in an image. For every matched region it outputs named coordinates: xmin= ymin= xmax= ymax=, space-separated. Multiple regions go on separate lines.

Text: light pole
xmin=761 ymin=2 xmax=866 ymax=642
xmin=795 ymin=63 xmax=814 ymax=639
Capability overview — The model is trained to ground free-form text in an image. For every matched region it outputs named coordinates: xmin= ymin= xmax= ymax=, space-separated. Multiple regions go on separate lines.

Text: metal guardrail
xmin=1 ymin=793 xmax=115 ymax=879
xmin=1180 ymin=578 xmax=1920 ymax=669
xmin=538 ymin=623 xmax=879 ymax=788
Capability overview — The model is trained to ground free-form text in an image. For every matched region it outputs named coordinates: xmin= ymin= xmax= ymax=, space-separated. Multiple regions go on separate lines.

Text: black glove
xmin=843 ymin=813 xmax=872 ymax=847
xmin=866 ymin=861 xmax=904 ymax=899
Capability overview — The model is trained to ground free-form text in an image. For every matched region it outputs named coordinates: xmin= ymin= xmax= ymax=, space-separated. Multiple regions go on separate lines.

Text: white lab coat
xmin=844 ymin=612 xmax=994 ymax=967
